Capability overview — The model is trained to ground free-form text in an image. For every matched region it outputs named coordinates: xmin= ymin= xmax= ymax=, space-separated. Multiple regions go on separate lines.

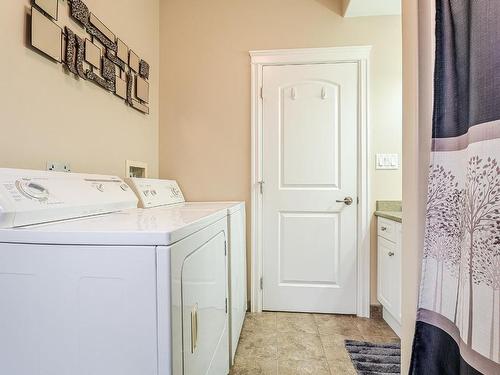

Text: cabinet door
xmin=377 ymin=236 xmax=400 ymax=320
xmin=394 ymin=223 xmax=402 ymax=322
xmin=182 ymin=231 xmax=228 ymax=375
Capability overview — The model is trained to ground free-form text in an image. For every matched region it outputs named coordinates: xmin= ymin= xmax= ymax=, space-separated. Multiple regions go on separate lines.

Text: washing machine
xmin=125 ymin=177 xmax=247 ymax=364
xmin=0 ymin=168 xmax=229 ymax=375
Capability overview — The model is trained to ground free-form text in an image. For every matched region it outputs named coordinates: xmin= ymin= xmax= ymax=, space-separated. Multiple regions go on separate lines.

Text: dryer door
xmin=182 ymin=231 xmax=228 ymax=375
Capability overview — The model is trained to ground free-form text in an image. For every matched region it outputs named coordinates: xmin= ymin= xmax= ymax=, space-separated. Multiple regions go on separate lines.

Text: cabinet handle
xmin=381 ymin=226 xmax=388 ymax=231
xmin=388 ymin=252 xmax=395 ymax=257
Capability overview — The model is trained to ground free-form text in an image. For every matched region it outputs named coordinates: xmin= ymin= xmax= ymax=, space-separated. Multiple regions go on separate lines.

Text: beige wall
xmin=159 ymin=0 xmax=402 ymax=303
xmin=0 ymin=0 xmax=402 ymax=308
xmin=0 ymin=0 xmax=159 ymax=178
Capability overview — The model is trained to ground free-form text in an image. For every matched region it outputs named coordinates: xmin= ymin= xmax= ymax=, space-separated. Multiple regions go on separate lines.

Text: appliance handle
xmin=191 ymin=304 xmax=198 ymax=353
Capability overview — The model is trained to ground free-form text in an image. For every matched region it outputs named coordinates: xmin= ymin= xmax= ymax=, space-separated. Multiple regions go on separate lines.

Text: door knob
xmin=336 ymin=197 xmax=354 ymax=205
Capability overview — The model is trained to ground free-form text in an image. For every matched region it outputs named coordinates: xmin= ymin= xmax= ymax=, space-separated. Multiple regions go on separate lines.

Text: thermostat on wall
xmin=126 ymin=160 xmax=148 ymax=178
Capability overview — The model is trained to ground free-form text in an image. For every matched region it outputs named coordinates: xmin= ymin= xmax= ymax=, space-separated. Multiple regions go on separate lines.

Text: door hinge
xmin=225 ymin=298 xmax=228 ymax=314
xmin=260 ymin=87 xmax=263 ymax=99
xmin=260 ymin=277 xmax=263 ymax=290
xmin=357 ymin=197 xmax=360 ymax=204
xmin=224 ymin=240 xmax=227 ymax=256
xmin=258 ymin=180 xmax=264 ymax=194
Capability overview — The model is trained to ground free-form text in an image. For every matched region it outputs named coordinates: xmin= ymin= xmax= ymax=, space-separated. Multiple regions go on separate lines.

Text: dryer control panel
xmin=125 ymin=178 xmax=185 ymax=208
xmin=0 ymin=168 xmax=138 ymax=228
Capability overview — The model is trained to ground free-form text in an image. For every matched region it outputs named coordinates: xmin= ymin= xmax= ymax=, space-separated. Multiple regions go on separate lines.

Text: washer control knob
xmin=16 ymin=180 xmax=50 ymax=201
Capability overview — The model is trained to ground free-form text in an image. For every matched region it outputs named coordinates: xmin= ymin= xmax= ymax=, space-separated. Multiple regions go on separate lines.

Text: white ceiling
xmin=342 ymin=0 xmax=401 ymax=17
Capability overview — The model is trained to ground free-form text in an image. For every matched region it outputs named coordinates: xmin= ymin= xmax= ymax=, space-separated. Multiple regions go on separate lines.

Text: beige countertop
xmin=375 ymin=200 xmax=402 ymax=223
xmin=374 ymin=210 xmax=402 ymax=223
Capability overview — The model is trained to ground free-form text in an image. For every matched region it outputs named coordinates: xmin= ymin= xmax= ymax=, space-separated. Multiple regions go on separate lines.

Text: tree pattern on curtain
xmin=423 ymin=157 xmax=500 ymax=356
xmin=411 ymin=1 xmax=500 ymax=374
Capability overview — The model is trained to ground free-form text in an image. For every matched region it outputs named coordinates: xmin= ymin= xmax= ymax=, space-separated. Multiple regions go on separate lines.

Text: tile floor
xmin=230 ymin=312 xmax=400 ymax=375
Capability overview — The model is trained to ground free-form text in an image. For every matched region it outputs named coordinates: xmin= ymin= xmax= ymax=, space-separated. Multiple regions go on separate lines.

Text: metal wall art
xmin=30 ymin=0 xmax=150 ymax=114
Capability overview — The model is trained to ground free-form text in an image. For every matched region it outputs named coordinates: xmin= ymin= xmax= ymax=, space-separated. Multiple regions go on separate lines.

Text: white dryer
xmin=0 ymin=169 xmax=229 ymax=375
xmin=125 ymin=177 xmax=247 ymax=364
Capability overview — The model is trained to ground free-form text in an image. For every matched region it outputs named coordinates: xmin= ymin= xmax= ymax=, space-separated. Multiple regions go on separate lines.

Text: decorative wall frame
xmin=29 ymin=0 xmax=150 ymax=114
xmin=31 ymin=7 xmax=63 ymax=62
xmin=35 ymin=0 xmax=58 ymax=20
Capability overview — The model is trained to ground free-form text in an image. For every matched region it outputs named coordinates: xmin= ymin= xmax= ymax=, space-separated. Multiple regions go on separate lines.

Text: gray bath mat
xmin=345 ymin=340 xmax=401 ymax=374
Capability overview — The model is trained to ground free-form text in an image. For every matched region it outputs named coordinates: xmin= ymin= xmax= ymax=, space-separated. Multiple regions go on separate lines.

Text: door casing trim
xmin=249 ymin=47 xmax=372 ymax=317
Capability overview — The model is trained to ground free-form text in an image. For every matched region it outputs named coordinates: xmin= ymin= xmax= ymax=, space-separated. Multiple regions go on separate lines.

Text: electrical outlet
xmin=46 ymin=161 xmax=71 ymax=172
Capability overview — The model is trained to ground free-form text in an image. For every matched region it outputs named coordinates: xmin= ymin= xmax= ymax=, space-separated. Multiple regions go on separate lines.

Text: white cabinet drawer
xmin=377 ymin=217 xmax=397 ymax=242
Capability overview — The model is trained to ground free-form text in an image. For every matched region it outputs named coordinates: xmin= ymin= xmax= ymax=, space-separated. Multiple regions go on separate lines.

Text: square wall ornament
xmin=31 ymin=7 xmax=62 ymax=62
xmin=117 ymin=39 xmax=128 ymax=64
xmin=136 ymin=76 xmax=149 ymax=103
xmin=85 ymin=39 xmax=101 ymax=69
xmin=115 ymin=76 xmax=127 ymax=99
xmin=35 ymin=0 xmax=58 ymax=20
xmin=89 ymin=13 xmax=115 ymax=42
xmin=129 ymin=50 xmax=140 ymax=72
xmin=132 ymin=100 xmax=149 ymax=114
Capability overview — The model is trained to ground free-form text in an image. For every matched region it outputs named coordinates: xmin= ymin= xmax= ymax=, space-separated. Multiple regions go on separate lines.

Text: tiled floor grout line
xmin=274 ymin=313 xmax=279 ymax=375
xmin=317 ymin=314 xmax=335 ymax=375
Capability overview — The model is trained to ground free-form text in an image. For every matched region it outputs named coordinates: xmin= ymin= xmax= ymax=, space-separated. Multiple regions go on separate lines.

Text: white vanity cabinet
xmin=377 ymin=216 xmax=402 ymax=337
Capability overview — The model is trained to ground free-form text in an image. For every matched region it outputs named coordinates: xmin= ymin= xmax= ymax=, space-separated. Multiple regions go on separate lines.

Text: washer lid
xmin=0 ymin=168 xmax=138 ymax=229
xmin=0 ymin=205 xmax=226 ymax=246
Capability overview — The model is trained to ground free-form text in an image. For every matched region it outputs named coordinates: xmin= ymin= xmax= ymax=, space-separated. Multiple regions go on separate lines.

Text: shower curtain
xmin=410 ymin=1 xmax=500 ymax=374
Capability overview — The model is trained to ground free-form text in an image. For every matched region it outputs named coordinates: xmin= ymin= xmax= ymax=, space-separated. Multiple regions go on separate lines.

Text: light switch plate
xmin=376 ymin=154 xmax=399 ymax=170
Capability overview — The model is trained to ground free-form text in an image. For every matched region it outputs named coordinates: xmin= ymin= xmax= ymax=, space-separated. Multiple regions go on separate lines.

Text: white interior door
xmin=262 ymin=63 xmax=358 ymax=314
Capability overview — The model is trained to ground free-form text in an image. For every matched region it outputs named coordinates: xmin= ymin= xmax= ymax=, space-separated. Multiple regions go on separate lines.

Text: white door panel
xmin=281 ymin=82 xmax=340 ymax=187
xmin=263 ymin=63 xmax=358 ymax=313
xmin=279 ymin=212 xmax=339 ymax=285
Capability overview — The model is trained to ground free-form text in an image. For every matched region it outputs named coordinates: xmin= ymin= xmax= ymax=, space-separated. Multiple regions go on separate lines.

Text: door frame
xmin=249 ymin=47 xmax=372 ymax=317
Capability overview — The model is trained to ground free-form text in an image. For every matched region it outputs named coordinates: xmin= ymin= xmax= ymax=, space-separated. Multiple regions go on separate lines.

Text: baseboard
xmin=382 ymin=308 xmax=401 ymax=337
